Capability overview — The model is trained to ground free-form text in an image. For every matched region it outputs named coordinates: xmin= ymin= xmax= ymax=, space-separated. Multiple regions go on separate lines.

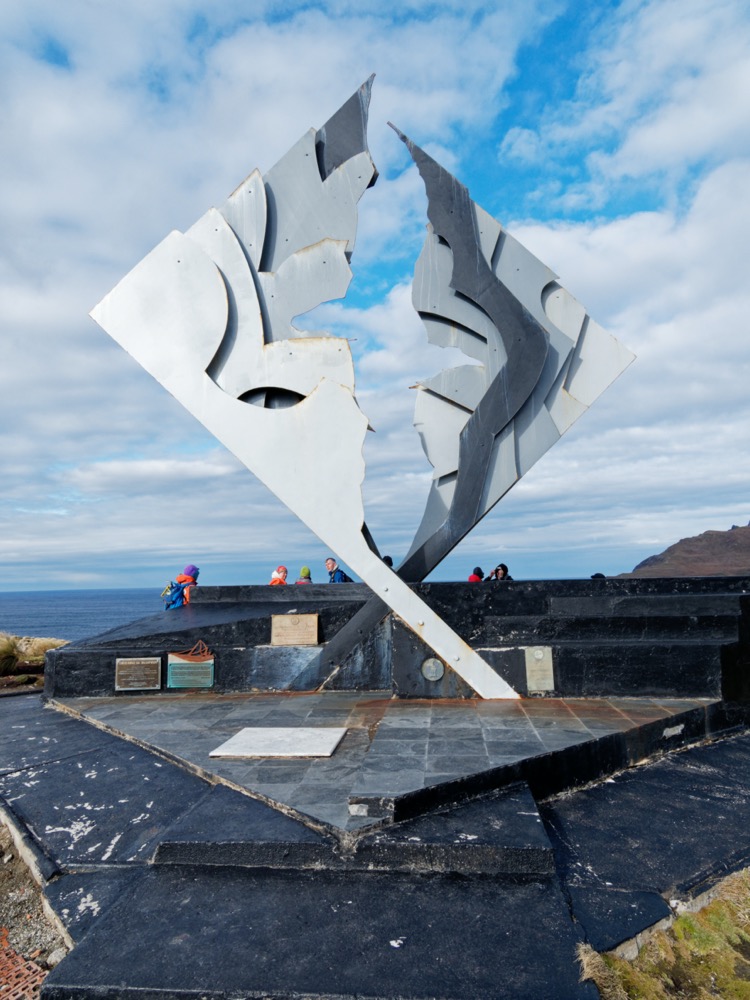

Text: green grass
xmin=579 ymin=869 xmax=750 ymax=999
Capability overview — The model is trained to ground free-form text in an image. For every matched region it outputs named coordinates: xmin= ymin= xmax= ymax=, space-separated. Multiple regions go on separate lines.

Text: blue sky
xmin=1 ymin=0 xmax=749 ymax=590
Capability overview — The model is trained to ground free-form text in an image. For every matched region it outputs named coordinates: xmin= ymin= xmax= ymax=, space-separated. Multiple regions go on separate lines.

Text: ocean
xmin=0 ymin=589 xmax=165 ymax=643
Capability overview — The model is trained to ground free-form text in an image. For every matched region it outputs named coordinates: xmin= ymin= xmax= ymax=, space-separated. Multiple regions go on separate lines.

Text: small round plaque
xmin=421 ymin=657 xmax=445 ymax=682
xmin=533 ymin=648 xmax=545 ymax=660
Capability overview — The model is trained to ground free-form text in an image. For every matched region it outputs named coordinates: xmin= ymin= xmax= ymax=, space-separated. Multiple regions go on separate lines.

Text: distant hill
xmin=623 ymin=524 xmax=750 ymax=578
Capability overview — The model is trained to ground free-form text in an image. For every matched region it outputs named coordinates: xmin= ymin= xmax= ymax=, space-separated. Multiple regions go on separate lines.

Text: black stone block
xmin=0 ymin=696 xmax=112 ymax=774
xmin=390 ymin=619 xmax=478 ymax=699
xmin=44 ymin=869 xmax=147 ymax=944
xmin=0 ymin=733 xmax=211 ymax=867
xmin=552 ymin=641 xmax=724 ymax=698
xmin=540 ymin=732 xmax=750 ymax=912
xmin=44 ymin=576 xmax=750 ymax=703
xmin=567 ymin=885 xmax=672 ymax=953
xmin=42 ymin=865 xmax=595 ymax=1000
xmin=353 ymin=782 xmax=554 ymax=876
xmin=154 ymin=784 xmax=335 ymax=868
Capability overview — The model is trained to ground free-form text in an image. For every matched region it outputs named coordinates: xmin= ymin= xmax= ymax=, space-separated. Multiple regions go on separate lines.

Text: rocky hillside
xmin=624 ymin=523 xmax=750 ymax=577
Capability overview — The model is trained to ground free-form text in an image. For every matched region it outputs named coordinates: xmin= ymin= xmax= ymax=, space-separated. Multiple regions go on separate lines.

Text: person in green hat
xmin=296 ymin=566 xmax=312 ymax=584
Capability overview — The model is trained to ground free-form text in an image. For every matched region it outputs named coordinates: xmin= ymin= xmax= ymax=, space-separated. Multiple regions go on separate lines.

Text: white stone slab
xmin=209 ymin=726 xmax=347 ymax=759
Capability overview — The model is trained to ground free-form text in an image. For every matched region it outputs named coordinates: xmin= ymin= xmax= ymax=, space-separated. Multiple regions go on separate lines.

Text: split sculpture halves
xmin=91 ymin=77 xmax=634 ymax=699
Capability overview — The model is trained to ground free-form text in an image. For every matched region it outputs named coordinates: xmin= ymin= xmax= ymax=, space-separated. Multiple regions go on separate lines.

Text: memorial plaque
xmin=524 ymin=646 xmax=554 ymax=693
xmin=209 ymin=726 xmax=346 ymax=758
xmin=167 ymin=656 xmax=215 ymax=689
xmin=271 ymin=614 xmax=319 ymax=646
xmin=115 ymin=657 xmax=161 ymax=691
xmin=421 ymin=657 xmax=445 ymax=682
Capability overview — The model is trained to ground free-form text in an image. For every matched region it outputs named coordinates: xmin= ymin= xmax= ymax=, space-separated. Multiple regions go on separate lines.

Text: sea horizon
xmin=0 ymin=588 xmax=164 ymax=644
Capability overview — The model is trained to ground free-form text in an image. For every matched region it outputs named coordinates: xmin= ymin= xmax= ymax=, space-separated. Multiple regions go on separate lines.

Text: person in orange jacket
xmin=269 ymin=565 xmax=288 ymax=585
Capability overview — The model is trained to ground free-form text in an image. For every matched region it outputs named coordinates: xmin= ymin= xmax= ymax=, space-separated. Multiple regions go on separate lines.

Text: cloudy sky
xmin=2 ymin=0 xmax=748 ymax=591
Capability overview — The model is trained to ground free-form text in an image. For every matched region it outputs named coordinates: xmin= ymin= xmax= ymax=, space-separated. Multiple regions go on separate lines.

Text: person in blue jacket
xmin=325 ymin=557 xmax=352 ymax=583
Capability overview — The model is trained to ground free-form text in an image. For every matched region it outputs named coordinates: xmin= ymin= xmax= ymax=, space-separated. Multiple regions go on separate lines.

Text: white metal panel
xmin=565 ymin=317 xmax=636 ymax=407
xmin=259 ymin=239 xmax=352 ymax=343
xmin=413 ymin=386 xmax=472 ymax=480
xmin=262 ymin=133 xmax=374 ymax=273
xmin=220 ymin=168 xmax=267 ymax=271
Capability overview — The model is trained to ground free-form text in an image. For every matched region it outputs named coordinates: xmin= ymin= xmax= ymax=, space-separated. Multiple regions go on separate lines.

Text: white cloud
xmin=1 ymin=0 xmax=749 ymax=590
xmin=500 ymin=0 xmax=750 ymax=212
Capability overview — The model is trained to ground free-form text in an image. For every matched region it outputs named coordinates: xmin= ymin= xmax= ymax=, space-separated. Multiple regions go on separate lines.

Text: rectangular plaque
xmin=209 ymin=726 xmax=346 ymax=758
xmin=525 ymin=646 xmax=555 ymax=693
xmin=115 ymin=657 xmax=162 ymax=691
xmin=167 ymin=655 xmax=215 ymax=689
xmin=271 ymin=613 xmax=319 ymax=646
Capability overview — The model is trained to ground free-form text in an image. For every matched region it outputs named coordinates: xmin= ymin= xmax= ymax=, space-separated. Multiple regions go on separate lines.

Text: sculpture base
xmin=45 ymin=577 xmax=750 ymax=702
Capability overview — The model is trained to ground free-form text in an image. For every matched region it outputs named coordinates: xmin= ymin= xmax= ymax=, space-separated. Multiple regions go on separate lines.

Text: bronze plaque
xmin=271 ymin=613 xmax=319 ymax=646
xmin=115 ymin=657 xmax=162 ymax=691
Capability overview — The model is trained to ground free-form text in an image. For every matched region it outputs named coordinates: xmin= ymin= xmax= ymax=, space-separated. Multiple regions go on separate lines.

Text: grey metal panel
xmin=541 ymin=280 xmax=586 ymax=341
xmin=514 ymin=397 xmax=565 ymax=478
xmin=493 ymin=230 xmax=560 ymax=331
xmin=564 ymin=315 xmax=636 ymax=408
xmin=413 ymin=387 xmax=472 ymax=481
xmin=419 ymin=364 xmax=489 ymax=412
xmin=390 ymin=127 xmax=634 ymax=580
xmin=392 ymin=127 xmax=549 ymax=579
xmin=545 ymin=357 xmax=588 ymax=436
xmin=413 ymin=231 xmax=504 ymax=362
xmin=478 ymin=423 xmax=519 ymax=518
xmin=188 ymin=212 xmax=354 ymax=400
xmin=315 ymin=75 xmax=375 ymax=183
xmin=419 ymin=315 xmax=494 ymax=365
xmin=473 ymin=204 xmax=503 ymax=271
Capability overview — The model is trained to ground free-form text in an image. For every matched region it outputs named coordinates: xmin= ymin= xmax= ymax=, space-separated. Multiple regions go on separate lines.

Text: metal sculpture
xmin=90 ymin=78 xmax=634 ymax=699
xmin=396 ymin=125 xmax=635 ymax=579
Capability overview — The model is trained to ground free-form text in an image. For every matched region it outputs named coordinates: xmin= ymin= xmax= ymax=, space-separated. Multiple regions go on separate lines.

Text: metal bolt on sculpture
xmin=91 ymin=76 xmax=634 ymax=699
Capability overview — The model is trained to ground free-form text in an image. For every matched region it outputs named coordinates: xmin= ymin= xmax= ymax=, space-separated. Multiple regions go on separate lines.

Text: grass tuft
xmin=0 ymin=633 xmax=67 ymax=676
xmin=580 ymin=868 xmax=750 ymax=998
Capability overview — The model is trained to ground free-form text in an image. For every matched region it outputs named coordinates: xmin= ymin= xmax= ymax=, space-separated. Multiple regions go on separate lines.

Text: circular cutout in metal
xmin=421 ymin=657 xmax=445 ymax=682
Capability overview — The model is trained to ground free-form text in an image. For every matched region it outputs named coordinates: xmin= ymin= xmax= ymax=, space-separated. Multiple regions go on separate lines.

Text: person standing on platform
xmin=269 ymin=566 xmax=287 ymax=585
xmin=325 ymin=557 xmax=352 ymax=583
xmin=468 ymin=567 xmax=484 ymax=582
xmin=486 ymin=563 xmax=513 ymax=581
xmin=296 ymin=566 xmax=312 ymax=584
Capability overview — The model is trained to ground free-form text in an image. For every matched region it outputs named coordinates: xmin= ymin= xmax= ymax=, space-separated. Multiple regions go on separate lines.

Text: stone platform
xmin=1 ymin=691 xmax=750 ymax=999
xmin=3 ymin=576 xmax=748 ymax=997
xmin=44 ymin=576 xmax=750 ymax=701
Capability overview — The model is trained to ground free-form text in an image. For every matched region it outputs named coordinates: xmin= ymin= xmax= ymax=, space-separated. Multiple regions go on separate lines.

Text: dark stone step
xmin=549 ymin=593 xmax=745 ymax=617
xmin=482 ymin=639 xmax=742 ymax=699
xmin=155 ymin=782 xmax=554 ymax=878
xmin=349 ymin=702 xmax=745 ymax=823
xmin=481 ymin=613 xmax=739 ymax=643
xmin=153 ymin=784 xmax=335 ymax=869
xmin=539 ymin=730 xmax=750 ymax=953
xmin=352 ymin=782 xmax=554 ymax=876
xmin=193 ymin=583 xmax=369 ymax=605
xmin=41 ymin=865 xmax=595 ymax=1000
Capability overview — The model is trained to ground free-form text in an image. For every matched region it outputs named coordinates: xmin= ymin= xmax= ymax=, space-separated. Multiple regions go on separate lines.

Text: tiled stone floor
xmin=57 ymin=692 xmax=711 ymax=831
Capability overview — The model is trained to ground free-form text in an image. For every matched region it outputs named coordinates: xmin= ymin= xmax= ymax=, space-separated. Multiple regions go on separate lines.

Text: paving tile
xmin=46 ymin=690 xmax=717 ymax=839
xmin=425 ymin=756 xmax=490 ymax=775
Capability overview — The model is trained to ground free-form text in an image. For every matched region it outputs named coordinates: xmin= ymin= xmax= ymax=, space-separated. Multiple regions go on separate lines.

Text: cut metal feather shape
xmin=91 ymin=77 xmax=517 ymax=698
